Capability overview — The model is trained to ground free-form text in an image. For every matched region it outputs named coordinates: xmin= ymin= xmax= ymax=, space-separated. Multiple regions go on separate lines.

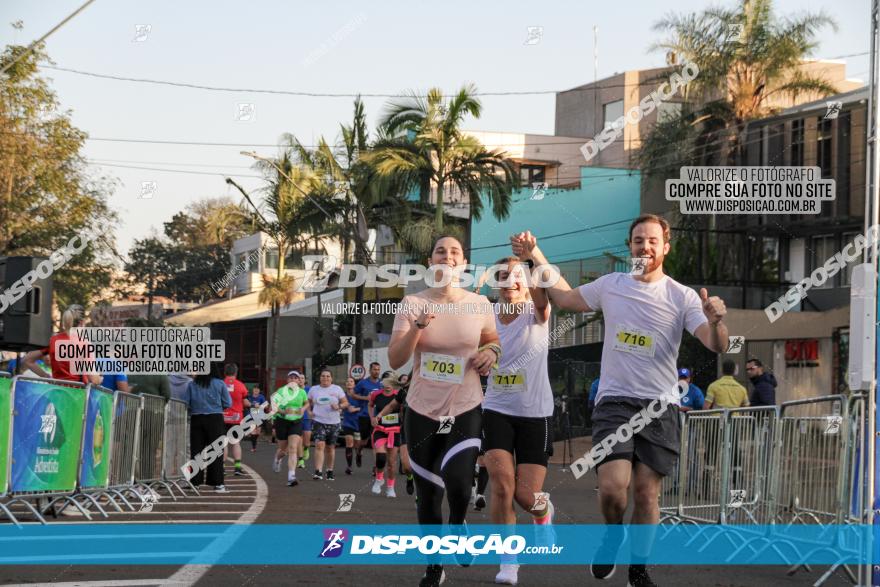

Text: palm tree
xmin=367 ymin=85 xmax=519 ymax=257
xmin=637 ymin=0 xmax=838 ymax=285
xmin=227 ymin=146 xmax=340 ymax=390
xmin=639 ymin=0 xmax=838 ymax=174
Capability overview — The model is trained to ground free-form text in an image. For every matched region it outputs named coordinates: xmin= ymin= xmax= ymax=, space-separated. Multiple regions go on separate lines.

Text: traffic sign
xmin=350 ymin=363 xmax=366 ymax=380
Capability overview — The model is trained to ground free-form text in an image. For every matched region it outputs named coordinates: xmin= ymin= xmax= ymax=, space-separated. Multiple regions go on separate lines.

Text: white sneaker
xmin=273 ymin=456 xmax=282 ymax=473
xmin=371 ymin=478 xmax=384 ymax=494
xmin=495 ymin=564 xmax=519 ymax=585
xmin=386 ymin=485 xmax=397 ymax=498
xmin=214 ymin=485 xmax=229 ymax=493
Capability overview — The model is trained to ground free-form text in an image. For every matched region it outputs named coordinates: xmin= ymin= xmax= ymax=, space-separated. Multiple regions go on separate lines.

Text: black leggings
xmin=189 ymin=414 xmax=226 ymax=486
xmin=405 ymin=406 xmax=481 ymax=526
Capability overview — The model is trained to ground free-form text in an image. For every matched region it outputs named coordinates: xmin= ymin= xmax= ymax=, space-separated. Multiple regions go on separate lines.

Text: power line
xmin=1 ymin=0 xmax=97 ymax=76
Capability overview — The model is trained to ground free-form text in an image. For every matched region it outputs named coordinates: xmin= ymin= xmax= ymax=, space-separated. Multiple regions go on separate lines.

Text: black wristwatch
xmin=525 ymin=259 xmax=535 ymax=269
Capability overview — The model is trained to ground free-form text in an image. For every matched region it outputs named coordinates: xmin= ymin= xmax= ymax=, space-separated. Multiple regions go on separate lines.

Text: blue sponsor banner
xmin=0 ymin=524 xmax=874 ymax=565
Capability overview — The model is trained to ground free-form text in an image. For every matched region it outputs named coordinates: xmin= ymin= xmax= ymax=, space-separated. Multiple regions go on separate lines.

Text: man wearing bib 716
xmin=511 ymin=214 xmax=728 ymax=587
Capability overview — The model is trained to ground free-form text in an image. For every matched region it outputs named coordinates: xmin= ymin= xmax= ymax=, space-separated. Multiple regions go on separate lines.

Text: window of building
xmin=520 ymin=164 xmax=546 ymax=185
xmin=811 ymin=234 xmax=836 ymax=288
xmin=264 ymin=249 xmax=279 ymax=270
xmin=768 ymin=123 xmax=785 ymax=166
xmin=656 ymin=102 xmax=681 ymax=123
xmin=817 ymin=117 xmax=833 ymax=178
xmin=602 ymin=100 xmax=624 ymax=130
xmin=790 ymin=119 xmax=804 ymax=166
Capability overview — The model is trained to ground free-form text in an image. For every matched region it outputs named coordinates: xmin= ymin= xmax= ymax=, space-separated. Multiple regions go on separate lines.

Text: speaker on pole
xmin=0 ymin=257 xmax=54 ymax=351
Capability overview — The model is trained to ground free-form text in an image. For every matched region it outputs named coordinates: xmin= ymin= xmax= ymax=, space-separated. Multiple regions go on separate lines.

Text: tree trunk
xmin=434 ymin=179 xmax=445 ymax=232
xmin=269 ymin=304 xmax=279 ymax=391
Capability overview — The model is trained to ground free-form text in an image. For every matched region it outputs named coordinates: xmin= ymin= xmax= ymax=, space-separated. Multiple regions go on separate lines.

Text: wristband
xmin=478 ymin=343 xmax=502 ymax=369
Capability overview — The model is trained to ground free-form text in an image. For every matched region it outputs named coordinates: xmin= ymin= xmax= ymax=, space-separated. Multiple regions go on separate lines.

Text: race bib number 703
xmin=420 ymin=352 xmax=464 ymax=384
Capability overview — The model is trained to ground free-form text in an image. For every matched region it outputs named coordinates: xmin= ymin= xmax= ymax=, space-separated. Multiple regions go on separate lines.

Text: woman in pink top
xmin=389 ymin=236 xmax=500 ymax=585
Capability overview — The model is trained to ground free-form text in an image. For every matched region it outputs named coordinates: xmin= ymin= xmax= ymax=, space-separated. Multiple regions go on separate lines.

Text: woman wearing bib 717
xmin=483 ymin=256 xmax=555 ymax=587
xmin=389 ymin=235 xmax=500 ymax=587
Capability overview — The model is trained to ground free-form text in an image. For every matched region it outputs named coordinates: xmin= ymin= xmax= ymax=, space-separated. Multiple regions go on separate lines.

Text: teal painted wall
xmin=469 ymin=167 xmax=641 ymax=268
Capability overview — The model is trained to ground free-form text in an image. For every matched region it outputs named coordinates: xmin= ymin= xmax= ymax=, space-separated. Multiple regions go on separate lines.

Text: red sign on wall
xmin=785 ymin=339 xmax=819 ymax=367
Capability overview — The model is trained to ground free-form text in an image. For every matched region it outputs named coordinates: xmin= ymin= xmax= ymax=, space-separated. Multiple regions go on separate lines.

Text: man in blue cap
xmin=677 ymin=368 xmax=704 ymax=412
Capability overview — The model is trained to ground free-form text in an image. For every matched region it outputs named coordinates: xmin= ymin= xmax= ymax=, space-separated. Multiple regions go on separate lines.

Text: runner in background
xmin=353 ymin=362 xmax=383 ymax=469
xmin=481 ymin=256 xmax=555 ymax=586
xmin=271 ymin=371 xmax=308 ymax=487
xmin=307 ymin=369 xmax=349 ymax=480
xmin=341 ymin=376 xmax=361 ymax=475
xmin=370 ymin=372 xmax=402 ymax=497
xmin=296 ymin=372 xmax=313 ymax=468
xmin=247 ymin=385 xmax=267 ymax=452
xmin=389 ymin=235 xmax=500 ymax=587
xmin=375 ymin=371 xmax=416 ymax=497
xmin=222 ymin=363 xmax=250 ymax=476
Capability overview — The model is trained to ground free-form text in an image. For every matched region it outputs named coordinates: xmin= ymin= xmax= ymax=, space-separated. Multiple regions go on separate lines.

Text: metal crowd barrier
xmin=0 ymin=375 xmax=205 ymax=525
xmin=161 ymin=398 xmax=199 ymax=497
xmin=660 ymin=394 xmax=863 ymax=586
xmin=134 ymin=394 xmax=171 ymax=498
xmin=105 ymin=390 xmax=147 ymax=511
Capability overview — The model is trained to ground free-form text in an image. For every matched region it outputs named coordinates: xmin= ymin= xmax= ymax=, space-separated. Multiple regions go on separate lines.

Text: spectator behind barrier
xmin=705 ymin=360 xmax=749 ymax=409
xmin=182 ymin=361 xmax=231 ymax=492
xmin=24 ymin=304 xmax=92 ymax=383
xmin=746 ymin=358 xmax=777 ymax=407
xmin=129 ymin=373 xmax=171 ymax=400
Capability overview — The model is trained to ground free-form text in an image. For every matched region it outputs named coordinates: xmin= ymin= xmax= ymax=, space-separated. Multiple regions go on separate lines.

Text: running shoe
xmin=287 ymin=478 xmax=299 ymax=487
xmin=356 ymin=451 xmax=362 ymax=467
xmin=297 ymin=458 xmax=305 ymax=469
xmin=371 ymin=478 xmax=383 ymax=494
xmin=474 ymin=494 xmax=486 ymax=510
xmin=627 ymin=564 xmax=658 ymax=587
xmin=406 ymin=475 xmax=415 ymax=495
xmin=345 ymin=467 xmax=352 ymax=475
xmin=590 ymin=525 xmax=625 ymax=580
xmin=419 ymin=565 xmax=445 ymax=587
xmin=273 ymin=456 xmax=282 ymax=473
xmin=495 ymin=564 xmax=519 ymax=585
xmin=234 ymin=469 xmax=245 ymax=477
xmin=313 ymin=471 xmax=323 ymax=481
xmin=214 ymin=485 xmax=229 ymax=493
xmin=326 ymin=470 xmax=335 ymax=481
xmin=386 ymin=485 xmax=397 ymax=498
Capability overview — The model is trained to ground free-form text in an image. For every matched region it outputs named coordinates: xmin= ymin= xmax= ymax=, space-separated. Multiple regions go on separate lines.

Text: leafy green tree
xmin=0 ymin=41 xmax=116 ymax=309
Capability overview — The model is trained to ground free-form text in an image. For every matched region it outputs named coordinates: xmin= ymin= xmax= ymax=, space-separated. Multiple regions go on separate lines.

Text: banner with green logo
xmin=11 ymin=379 xmax=87 ymax=493
xmin=79 ymin=386 xmax=113 ymax=489
xmin=0 ymin=376 xmax=11 ymax=496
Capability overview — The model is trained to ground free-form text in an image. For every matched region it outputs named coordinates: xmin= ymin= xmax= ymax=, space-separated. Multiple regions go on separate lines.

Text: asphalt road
xmin=0 ymin=435 xmax=859 ymax=587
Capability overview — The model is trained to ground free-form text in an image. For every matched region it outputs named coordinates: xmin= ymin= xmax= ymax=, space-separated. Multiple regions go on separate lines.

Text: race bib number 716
xmin=612 ymin=327 xmax=656 ymax=358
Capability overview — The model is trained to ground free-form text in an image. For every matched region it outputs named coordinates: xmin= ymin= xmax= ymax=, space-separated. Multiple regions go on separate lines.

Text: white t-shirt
xmin=483 ymin=301 xmax=554 ymax=418
xmin=578 ymin=273 xmax=707 ymax=406
xmin=307 ymin=384 xmax=347 ymax=425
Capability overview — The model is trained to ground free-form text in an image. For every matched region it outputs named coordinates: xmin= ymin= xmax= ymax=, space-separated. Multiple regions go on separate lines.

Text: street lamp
xmin=240 ymin=150 xmax=334 ymax=219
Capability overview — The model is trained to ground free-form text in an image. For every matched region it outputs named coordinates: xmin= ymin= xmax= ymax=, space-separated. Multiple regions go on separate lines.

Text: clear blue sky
xmin=1 ymin=0 xmax=869 ymax=255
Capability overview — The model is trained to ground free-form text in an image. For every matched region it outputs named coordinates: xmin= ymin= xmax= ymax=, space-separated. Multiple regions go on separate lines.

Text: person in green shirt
xmin=271 ymin=371 xmax=309 ymax=486
xmin=705 ymin=360 xmax=749 ymax=409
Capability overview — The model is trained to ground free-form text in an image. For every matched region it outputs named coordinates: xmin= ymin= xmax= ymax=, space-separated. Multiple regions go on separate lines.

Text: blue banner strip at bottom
xmin=0 ymin=524 xmax=873 ymax=565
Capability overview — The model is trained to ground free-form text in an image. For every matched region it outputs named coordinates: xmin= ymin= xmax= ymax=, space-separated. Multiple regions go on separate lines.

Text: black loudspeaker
xmin=0 ymin=256 xmax=54 ymax=351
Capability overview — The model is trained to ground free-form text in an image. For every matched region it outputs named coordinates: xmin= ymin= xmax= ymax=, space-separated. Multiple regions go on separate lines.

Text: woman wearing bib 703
xmin=389 ymin=236 xmax=499 ymax=587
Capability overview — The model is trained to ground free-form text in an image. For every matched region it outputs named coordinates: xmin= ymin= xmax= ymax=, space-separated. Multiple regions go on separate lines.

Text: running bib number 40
xmin=492 ymin=371 xmax=526 ymax=392
xmin=421 ymin=353 xmax=464 ymax=384
xmin=613 ymin=327 xmax=656 ymax=358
